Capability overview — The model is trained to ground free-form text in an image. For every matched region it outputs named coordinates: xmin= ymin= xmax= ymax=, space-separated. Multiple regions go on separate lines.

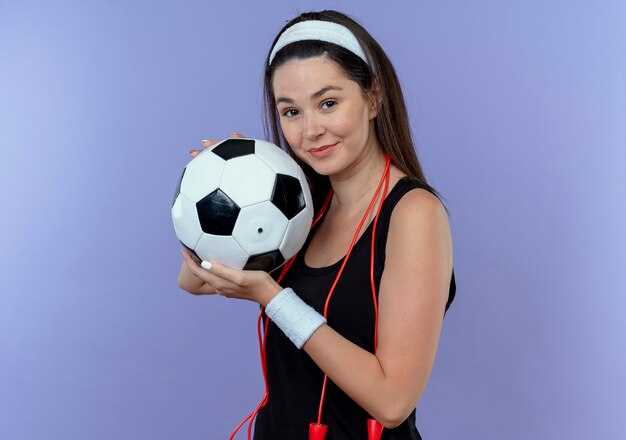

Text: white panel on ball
xmin=195 ymin=234 xmax=250 ymax=269
xmin=220 ymin=155 xmax=276 ymax=208
xmin=172 ymin=195 xmax=203 ymax=249
xmin=279 ymin=206 xmax=313 ymax=260
xmin=253 ymin=140 xmax=299 ymax=176
xmin=232 ymin=202 xmax=288 ymax=256
xmin=180 ymin=152 xmax=225 ymax=203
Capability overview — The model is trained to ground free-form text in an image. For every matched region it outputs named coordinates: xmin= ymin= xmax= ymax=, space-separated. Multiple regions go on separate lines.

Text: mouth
xmin=308 ymin=143 xmax=337 ymax=153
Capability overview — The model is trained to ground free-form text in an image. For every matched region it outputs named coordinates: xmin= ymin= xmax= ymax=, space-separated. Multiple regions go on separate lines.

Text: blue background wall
xmin=1 ymin=0 xmax=625 ymax=438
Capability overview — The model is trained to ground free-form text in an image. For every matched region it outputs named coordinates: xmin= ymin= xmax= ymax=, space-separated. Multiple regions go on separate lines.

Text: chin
xmin=306 ymin=149 xmax=347 ymax=177
xmin=309 ymin=161 xmax=343 ymax=177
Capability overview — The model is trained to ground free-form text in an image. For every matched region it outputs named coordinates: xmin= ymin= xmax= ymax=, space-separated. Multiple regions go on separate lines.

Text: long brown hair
xmin=262 ymin=10 xmax=441 ymax=211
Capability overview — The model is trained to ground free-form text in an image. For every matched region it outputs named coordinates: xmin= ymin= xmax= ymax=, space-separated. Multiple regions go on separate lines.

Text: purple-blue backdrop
xmin=1 ymin=1 xmax=625 ymax=439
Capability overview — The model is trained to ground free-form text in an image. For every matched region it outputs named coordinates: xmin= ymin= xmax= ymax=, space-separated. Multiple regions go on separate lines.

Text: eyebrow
xmin=275 ymin=86 xmax=343 ymax=105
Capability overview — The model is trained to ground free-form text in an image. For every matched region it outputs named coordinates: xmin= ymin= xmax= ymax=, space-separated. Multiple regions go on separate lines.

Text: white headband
xmin=269 ymin=20 xmax=369 ymax=66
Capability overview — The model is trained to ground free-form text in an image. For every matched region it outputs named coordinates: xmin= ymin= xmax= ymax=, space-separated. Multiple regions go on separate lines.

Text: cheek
xmin=280 ymin=121 xmax=299 ymax=145
xmin=328 ymin=111 xmax=361 ymax=138
xmin=279 ymin=122 xmax=307 ymax=162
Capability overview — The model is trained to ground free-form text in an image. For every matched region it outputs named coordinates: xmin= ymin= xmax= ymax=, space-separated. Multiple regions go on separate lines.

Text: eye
xmin=321 ymin=100 xmax=337 ymax=110
xmin=280 ymin=108 xmax=299 ymax=118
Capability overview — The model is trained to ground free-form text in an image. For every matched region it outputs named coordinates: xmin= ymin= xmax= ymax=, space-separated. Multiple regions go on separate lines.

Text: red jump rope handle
xmin=309 ymin=423 xmax=328 ymax=440
xmin=367 ymin=418 xmax=384 ymax=440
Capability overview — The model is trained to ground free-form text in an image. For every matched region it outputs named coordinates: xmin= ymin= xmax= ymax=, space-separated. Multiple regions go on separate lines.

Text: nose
xmin=303 ymin=112 xmax=325 ymax=139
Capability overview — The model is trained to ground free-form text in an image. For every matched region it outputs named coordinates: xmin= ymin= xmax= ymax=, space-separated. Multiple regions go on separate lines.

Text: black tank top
xmin=253 ymin=177 xmax=456 ymax=439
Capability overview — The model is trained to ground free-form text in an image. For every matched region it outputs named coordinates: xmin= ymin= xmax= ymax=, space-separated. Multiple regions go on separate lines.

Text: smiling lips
xmin=308 ymin=143 xmax=337 ymax=158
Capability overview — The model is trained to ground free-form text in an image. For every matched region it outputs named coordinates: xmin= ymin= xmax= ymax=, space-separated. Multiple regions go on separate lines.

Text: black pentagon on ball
xmin=172 ymin=167 xmax=186 ymax=207
xmin=244 ymin=249 xmax=285 ymax=272
xmin=271 ymin=174 xmax=306 ymax=220
xmin=212 ymin=138 xmax=255 ymax=160
xmin=196 ymin=189 xmax=240 ymax=235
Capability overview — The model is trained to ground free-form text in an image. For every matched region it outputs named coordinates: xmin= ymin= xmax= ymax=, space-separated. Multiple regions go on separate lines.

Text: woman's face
xmin=272 ymin=56 xmax=379 ymax=177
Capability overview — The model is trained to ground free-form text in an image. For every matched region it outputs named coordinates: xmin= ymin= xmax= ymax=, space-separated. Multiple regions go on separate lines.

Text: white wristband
xmin=264 ymin=288 xmax=326 ymax=349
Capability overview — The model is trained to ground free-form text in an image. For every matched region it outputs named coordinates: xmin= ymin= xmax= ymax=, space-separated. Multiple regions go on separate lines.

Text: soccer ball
xmin=172 ymin=138 xmax=313 ymax=272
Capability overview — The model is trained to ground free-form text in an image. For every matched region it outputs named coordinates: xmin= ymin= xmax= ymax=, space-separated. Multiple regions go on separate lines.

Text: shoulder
xmin=386 ymin=185 xmax=453 ymax=270
xmin=391 ymin=185 xmax=449 ymax=229
xmin=383 ymin=169 xmax=447 ymax=223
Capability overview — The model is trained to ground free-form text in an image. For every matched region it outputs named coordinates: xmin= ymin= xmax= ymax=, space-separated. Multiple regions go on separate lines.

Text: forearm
xmin=302 ymin=325 xmax=428 ymax=429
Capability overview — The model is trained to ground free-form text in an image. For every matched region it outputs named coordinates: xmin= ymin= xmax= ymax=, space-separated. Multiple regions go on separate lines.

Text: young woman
xmin=179 ymin=10 xmax=456 ymax=440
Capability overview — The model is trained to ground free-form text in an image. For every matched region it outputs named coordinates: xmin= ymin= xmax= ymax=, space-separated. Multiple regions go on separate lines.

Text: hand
xmin=180 ymin=248 xmax=282 ymax=306
xmin=189 ymin=132 xmax=247 ymax=158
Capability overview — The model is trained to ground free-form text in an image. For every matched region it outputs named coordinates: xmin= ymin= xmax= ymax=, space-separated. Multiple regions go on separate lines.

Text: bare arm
xmin=175 ymin=188 xmax=454 ymax=427
xmin=302 ymin=189 xmax=453 ymax=428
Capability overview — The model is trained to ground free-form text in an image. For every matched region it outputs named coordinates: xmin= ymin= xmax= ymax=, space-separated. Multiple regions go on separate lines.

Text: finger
xmin=189 ymin=149 xmax=202 ymax=157
xmin=182 ymin=251 xmax=238 ymax=291
xmin=181 ymin=249 xmax=196 ymax=270
xmin=202 ymin=260 xmax=245 ymax=286
xmin=186 ymin=259 xmax=216 ymax=285
xmin=180 ymin=247 xmax=190 ymax=260
xmin=182 ymin=249 xmax=205 ymax=270
xmin=230 ymin=132 xmax=246 ymax=138
xmin=201 ymin=139 xmax=221 ymax=148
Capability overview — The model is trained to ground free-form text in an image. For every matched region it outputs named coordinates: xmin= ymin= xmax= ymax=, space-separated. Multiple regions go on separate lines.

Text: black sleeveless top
xmin=253 ymin=177 xmax=456 ymax=439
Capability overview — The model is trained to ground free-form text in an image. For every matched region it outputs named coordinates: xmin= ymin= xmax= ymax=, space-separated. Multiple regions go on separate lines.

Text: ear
xmin=367 ymin=77 xmax=382 ymax=120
